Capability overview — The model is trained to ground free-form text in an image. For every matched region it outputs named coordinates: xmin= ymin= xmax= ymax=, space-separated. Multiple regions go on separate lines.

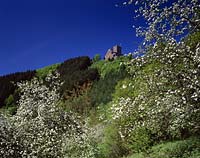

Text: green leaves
xmin=36 ymin=63 xmax=60 ymax=80
xmin=127 ymin=137 xmax=200 ymax=158
xmin=4 ymin=95 xmax=14 ymax=107
xmin=93 ymin=54 xmax=101 ymax=63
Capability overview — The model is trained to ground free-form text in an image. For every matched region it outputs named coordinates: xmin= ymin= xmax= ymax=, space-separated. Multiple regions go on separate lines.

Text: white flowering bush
xmin=0 ymin=72 xmax=97 ymax=158
xmin=109 ymin=32 xmax=200 ymax=153
xmin=100 ymin=1 xmax=200 ymax=155
xmin=63 ymin=130 xmax=98 ymax=158
xmin=0 ymin=114 xmax=24 ymax=158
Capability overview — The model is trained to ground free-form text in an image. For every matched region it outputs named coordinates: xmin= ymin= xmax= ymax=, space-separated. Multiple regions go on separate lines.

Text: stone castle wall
xmin=105 ymin=45 xmax=122 ymax=60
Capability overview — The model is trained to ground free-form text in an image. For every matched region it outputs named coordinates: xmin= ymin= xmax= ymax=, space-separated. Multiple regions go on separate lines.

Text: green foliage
xmin=114 ymin=60 xmax=163 ymax=99
xmin=36 ymin=63 xmax=60 ymax=79
xmin=127 ymin=137 xmax=200 ymax=158
xmin=89 ymin=57 xmax=129 ymax=107
xmin=110 ymin=60 xmax=171 ymax=151
xmin=127 ymin=127 xmax=152 ymax=153
xmin=127 ymin=153 xmax=145 ymax=158
xmin=93 ymin=54 xmax=101 ymax=63
xmin=0 ymin=94 xmax=17 ymax=115
xmin=0 ymin=105 xmax=17 ymax=116
xmin=91 ymin=56 xmax=130 ymax=78
xmin=4 ymin=94 xmax=14 ymax=106
xmin=87 ymin=108 xmax=102 ymax=126
xmin=113 ymin=77 xmax=148 ymax=99
xmin=150 ymin=137 xmax=200 ymax=158
xmin=97 ymin=123 xmax=127 ymax=158
xmin=89 ymin=70 xmax=127 ymax=108
xmin=60 ymin=84 xmax=93 ymax=116
xmin=185 ymin=31 xmax=200 ymax=50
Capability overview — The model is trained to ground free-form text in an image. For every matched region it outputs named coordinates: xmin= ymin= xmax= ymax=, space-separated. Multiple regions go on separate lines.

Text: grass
xmin=126 ymin=137 xmax=200 ymax=158
xmin=36 ymin=63 xmax=60 ymax=79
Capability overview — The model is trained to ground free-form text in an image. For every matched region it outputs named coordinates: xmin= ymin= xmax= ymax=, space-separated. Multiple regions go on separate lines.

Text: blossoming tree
xmin=124 ymin=0 xmax=200 ymax=43
xmin=108 ymin=0 xmax=200 ymax=153
xmin=0 ymin=72 xmax=97 ymax=158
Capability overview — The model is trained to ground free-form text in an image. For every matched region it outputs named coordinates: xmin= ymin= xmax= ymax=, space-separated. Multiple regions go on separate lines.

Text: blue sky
xmin=0 ymin=0 xmax=142 ymax=76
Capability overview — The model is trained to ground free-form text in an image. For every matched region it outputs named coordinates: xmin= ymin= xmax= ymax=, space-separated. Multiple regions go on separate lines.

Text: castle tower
xmin=105 ymin=45 xmax=122 ymax=60
xmin=113 ymin=45 xmax=122 ymax=55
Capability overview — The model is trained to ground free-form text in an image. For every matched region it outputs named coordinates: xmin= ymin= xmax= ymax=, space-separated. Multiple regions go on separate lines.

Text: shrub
xmin=0 ymin=106 xmax=17 ymax=116
xmin=149 ymin=137 xmax=200 ymax=158
xmin=0 ymin=72 xmax=98 ymax=158
xmin=98 ymin=123 xmax=127 ymax=158
xmin=126 ymin=137 xmax=200 ymax=158
xmin=36 ymin=63 xmax=60 ymax=80
xmin=0 ymin=114 xmax=23 ymax=158
xmin=4 ymin=94 xmax=14 ymax=106
xmin=127 ymin=127 xmax=152 ymax=153
xmin=1 ymin=94 xmax=18 ymax=115
xmin=93 ymin=54 xmax=101 ymax=63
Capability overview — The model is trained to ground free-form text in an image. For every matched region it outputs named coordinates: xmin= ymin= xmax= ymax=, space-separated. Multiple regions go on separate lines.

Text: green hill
xmin=0 ymin=32 xmax=200 ymax=158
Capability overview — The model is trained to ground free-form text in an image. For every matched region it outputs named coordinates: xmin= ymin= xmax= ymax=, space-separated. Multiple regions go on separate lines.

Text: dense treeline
xmin=0 ymin=56 xmax=99 ymax=108
xmin=58 ymin=56 xmax=99 ymax=98
xmin=0 ymin=70 xmax=36 ymax=108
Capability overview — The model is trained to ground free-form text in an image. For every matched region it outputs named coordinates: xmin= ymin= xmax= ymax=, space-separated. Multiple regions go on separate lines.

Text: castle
xmin=105 ymin=45 xmax=122 ymax=60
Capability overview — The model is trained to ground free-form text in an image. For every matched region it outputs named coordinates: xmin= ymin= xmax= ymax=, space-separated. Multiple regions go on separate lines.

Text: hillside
xmin=0 ymin=32 xmax=200 ymax=158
